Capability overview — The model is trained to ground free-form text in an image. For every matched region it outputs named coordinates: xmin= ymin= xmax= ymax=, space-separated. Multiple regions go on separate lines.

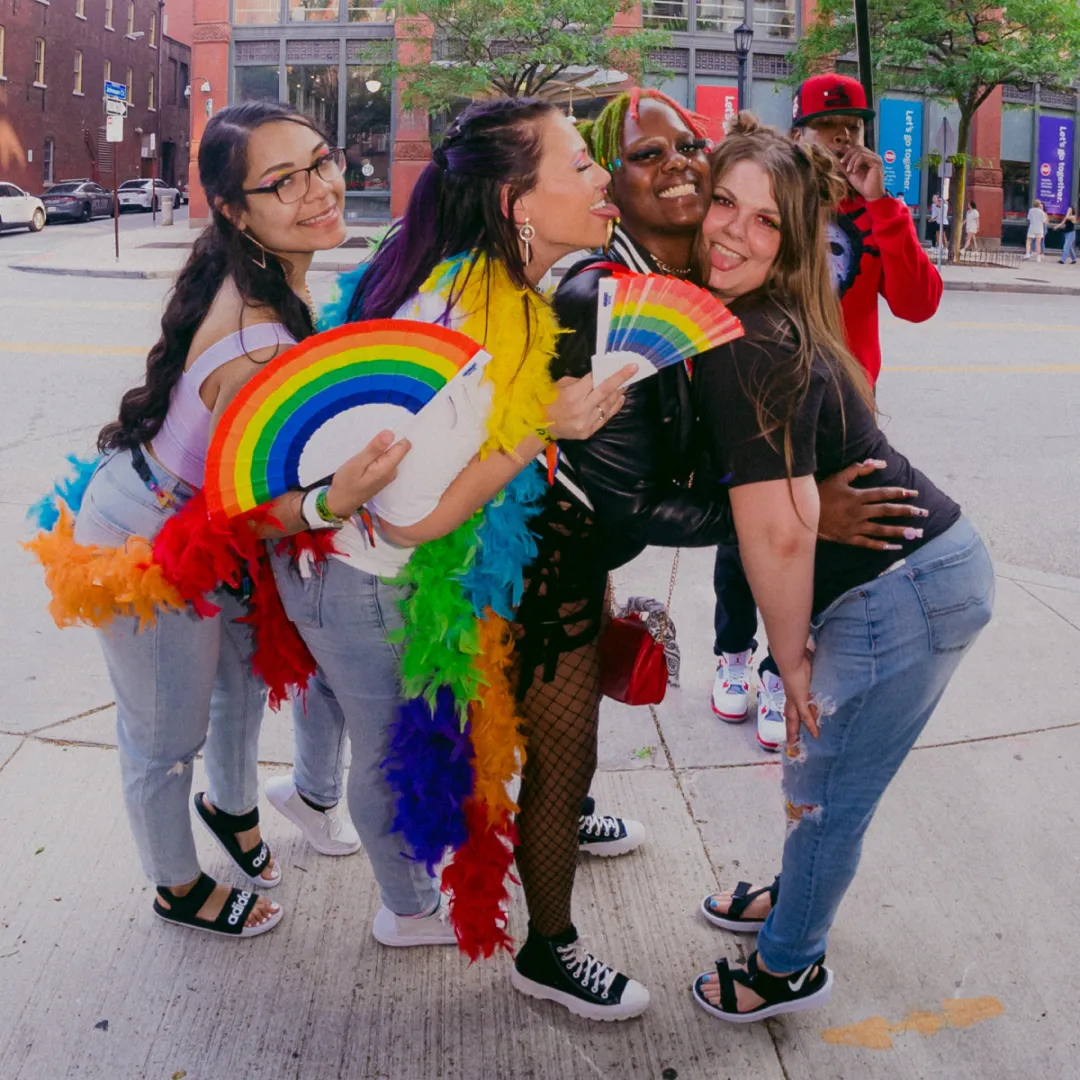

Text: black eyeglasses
xmin=244 ymin=148 xmax=346 ymax=204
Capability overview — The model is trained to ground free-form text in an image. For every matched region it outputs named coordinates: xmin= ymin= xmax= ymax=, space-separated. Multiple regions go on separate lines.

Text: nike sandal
xmin=701 ymin=877 xmax=779 ymax=932
xmin=692 ymin=950 xmax=832 ymax=1024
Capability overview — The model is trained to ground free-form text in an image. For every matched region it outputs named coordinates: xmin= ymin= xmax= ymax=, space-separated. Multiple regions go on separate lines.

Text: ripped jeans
xmin=758 ymin=517 xmax=995 ymax=974
xmin=73 ymin=449 xmax=267 ymax=887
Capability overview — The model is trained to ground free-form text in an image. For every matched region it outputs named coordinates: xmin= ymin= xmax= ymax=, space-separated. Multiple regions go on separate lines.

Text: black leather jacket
xmin=551 ymin=234 xmax=736 ymax=570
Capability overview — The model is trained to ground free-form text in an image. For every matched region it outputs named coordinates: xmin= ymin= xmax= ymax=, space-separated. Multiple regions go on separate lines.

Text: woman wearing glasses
xmin=67 ymin=102 xmax=407 ymax=938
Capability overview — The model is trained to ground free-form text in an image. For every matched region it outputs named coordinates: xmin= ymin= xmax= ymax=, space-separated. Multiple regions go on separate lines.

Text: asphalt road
xmin=1 ymin=256 xmax=1075 ymax=578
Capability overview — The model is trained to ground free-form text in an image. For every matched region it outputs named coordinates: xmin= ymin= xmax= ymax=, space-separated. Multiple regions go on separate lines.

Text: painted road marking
xmin=822 ymin=996 xmax=1005 ymax=1050
xmin=0 ymin=342 xmax=147 ymax=356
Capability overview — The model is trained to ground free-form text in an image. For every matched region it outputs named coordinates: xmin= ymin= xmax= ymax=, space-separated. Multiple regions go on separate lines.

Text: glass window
xmin=642 ymin=0 xmax=687 ymax=31
xmin=74 ymin=49 xmax=83 ymax=93
xmin=754 ymin=0 xmax=795 ymax=40
xmin=126 ymin=66 xmax=134 ymax=103
xmin=345 ymin=66 xmax=391 ymax=193
xmin=0 ymin=26 xmax=5 ymax=80
xmin=44 ymin=138 xmax=55 ymax=184
xmin=104 ymin=58 xmax=112 ymax=84
xmin=695 ymin=0 xmax=740 ymax=32
xmin=168 ymin=57 xmax=178 ymax=102
xmin=236 ymin=65 xmax=280 ymax=103
xmin=148 ymin=73 xmax=155 ymax=109
xmin=287 ymin=65 xmax=338 ymax=138
xmin=347 ymin=0 xmax=393 ymax=22
xmin=76 ymin=0 xmax=85 ymax=16
xmin=289 ymin=0 xmax=341 ymax=21
xmin=105 ymin=0 xmax=113 ymax=28
xmin=34 ymin=38 xmax=46 ymax=84
xmin=149 ymin=11 xmax=157 ymax=45
xmin=234 ymin=0 xmax=282 ymax=25
xmin=126 ymin=1 xmax=135 ymax=35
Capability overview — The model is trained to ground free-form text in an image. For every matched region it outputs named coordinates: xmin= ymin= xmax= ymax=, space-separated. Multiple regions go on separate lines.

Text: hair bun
xmin=797 ymin=142 xmax=848 ymax=210
xmin=725 ymin=110 xmax=762 ymax=138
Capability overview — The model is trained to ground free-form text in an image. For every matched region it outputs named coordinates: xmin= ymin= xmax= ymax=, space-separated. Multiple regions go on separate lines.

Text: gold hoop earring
xmin=518 ymin=218 xmax=536 ymax=266
xmin=243 ymin=228 xmax=268 ymax=270
xmin=604 ymin=215 xmax=620 ymax=253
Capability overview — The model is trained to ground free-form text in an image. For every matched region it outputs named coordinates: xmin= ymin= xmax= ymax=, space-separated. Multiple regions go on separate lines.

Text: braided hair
xmin=587 ymin=88 xmax=712 ymax=170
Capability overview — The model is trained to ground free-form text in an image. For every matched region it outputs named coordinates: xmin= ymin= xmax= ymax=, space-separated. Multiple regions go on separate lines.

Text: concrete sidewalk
xmin=12 ymin=220 xmax=1080 ymax=296
xmin=1 ymin=491 xmax=1076 ymax=1080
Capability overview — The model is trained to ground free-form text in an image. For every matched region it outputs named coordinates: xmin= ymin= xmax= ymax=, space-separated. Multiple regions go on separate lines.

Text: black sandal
xmin=194 ymin=793 xmax=280 ymax=888
xmin=692 ymin=950 xmax=832 ymax=1023
xmin=701 ymin=877 xmax=779 ymax=932
xmin=152 ymin=872 xmax=283 ymax=938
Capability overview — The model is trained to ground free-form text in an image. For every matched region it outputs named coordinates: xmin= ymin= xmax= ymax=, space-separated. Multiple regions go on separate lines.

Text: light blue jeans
xmin=758 ymin=517 xmax=995 ymax=973
xmin=1060 ymin=232 xmax=1077 ymax=263
xmin=269 ymin=551 xmax=439 ymax=916
xmin=73 ymin=449 xmax=267 ymax=887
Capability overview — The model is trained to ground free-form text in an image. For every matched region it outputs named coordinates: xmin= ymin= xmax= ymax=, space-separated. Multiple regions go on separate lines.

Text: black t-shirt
xmin=1065 ymin=218 xmax=1076 ymax=234
xmin=694 ymin=292 xmax=961 ymax=615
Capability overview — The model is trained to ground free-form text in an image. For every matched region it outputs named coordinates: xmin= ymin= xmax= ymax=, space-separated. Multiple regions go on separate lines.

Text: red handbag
xmin=598 ymin=550 xmax=681 ymax=707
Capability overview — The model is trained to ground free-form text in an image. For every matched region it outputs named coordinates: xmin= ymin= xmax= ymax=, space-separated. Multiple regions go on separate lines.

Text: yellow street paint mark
xmin=882 ymin=363 xmax=1080 ymax=373
xmin=0 ymin=341 xmax=146 ymax=356
xmin=821 ymin=996 xmax=1005 ymax=1050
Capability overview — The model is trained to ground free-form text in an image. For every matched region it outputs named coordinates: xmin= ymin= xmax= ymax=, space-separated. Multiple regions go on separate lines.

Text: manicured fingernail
xmin=905 ymin=489 xmax=918 ymax=497
xmin=903 ymin=527 xmax=924 ymax=541
xmin=917 ymin=508 xmax=929 ymax=517
xmin=884 ymin=543 xmax=903 ymax=551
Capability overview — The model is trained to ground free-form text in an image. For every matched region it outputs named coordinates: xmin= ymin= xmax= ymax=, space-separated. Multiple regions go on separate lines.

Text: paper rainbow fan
xmin=592 ymin=274 xmax=743 ymax=386
xmin=205 ymin=320 xmax=488 ymax=517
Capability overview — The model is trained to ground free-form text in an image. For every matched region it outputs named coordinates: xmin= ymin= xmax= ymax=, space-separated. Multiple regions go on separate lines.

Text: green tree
xmin=394 ymin=0 xmax=668 ymax=114
xmin=791 ymin=0 xmax=1080 ymax=259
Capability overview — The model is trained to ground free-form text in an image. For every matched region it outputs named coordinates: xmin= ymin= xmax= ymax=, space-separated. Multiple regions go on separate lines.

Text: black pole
xmin=854 ymin=0 xmax=875 ymax=151
xmin=736 ymin=56 xmax=747 ymax=113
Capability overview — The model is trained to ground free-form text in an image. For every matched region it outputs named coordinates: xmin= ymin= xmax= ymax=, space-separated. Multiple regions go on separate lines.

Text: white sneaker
xmin=756 ymin=673 xmax=787 ymax=752
xmin=711 ymin=649 xmax=753 ymax=723
xmin=372 ymin=899 xmax=458 ymax=947
xmin=265 ymin=774 xmax=362 ymax=856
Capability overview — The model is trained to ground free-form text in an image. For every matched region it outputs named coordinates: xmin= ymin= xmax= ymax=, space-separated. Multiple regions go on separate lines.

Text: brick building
xmin=0 ymin=0 xmax=190 ymax=194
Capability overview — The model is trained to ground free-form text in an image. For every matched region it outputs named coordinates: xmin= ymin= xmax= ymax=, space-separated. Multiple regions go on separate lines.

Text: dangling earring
xmin=604 ymin=215 xmax=620 ymax=253
xmin=518 ymin=218 xmax=536 ymax=266
xmin=243 ymin=228 xmax=268 ymax=270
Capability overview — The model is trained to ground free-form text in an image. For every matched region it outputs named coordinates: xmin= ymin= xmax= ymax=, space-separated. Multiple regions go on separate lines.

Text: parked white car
xmin=117 ymin=178 xmax=181 ymax=213
xmin=0 ymin=182 xmax=46 ymax=233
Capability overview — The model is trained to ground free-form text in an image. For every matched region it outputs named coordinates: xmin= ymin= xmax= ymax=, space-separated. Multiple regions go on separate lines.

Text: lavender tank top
xmin=153 ymin=322 xmax=296 ymax=487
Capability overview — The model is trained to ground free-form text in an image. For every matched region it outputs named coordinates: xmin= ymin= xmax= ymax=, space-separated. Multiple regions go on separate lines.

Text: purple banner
xmin=1037 ymin=115 xmax=1074 ymax=215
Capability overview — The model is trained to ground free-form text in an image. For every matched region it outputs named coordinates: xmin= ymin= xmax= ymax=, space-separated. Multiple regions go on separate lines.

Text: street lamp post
xmin=734 ymin=21 xmax=753 ymax=114
xmin=152 ymin=0 xmax=164 ymax=223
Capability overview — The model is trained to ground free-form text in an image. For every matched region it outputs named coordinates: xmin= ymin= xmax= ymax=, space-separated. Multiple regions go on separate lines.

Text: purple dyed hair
xmin=346 ymin=98 xmax=559 ymax=326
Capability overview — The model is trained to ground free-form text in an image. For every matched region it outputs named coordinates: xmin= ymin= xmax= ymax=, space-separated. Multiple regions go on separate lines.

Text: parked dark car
xmin=41 ymin=181 xmax=115 ymax=223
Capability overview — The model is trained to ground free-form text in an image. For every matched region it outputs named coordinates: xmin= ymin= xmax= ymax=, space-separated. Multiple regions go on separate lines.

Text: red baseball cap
xmin=792 ymin=74 xmax=875 ymax=127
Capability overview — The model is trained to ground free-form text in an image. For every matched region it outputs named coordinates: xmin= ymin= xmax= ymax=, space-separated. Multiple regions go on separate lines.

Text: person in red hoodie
xmin=709 ymin=74 xmax=941 ymax=750
xmin=791 ymin=73 xmax=943 ymax=384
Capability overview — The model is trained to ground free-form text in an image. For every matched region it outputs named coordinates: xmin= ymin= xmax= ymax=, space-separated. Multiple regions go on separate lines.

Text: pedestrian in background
xmin=1055 ymin=205 xmax=1077 ymax=264
xmin=1024 ymin=198 xmax=1047 ymax=261
xmin=963 ymin=200 xmax=980 ymax=252
xmin=930 ymin=193 xmax=949 ymax=252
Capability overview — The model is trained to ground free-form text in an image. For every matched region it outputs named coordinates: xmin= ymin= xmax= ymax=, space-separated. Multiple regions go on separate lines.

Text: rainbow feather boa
xmin=337 ymin=253 xmax=557 ymax=959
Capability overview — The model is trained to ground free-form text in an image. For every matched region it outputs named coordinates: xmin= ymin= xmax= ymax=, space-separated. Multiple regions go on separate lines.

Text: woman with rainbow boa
xmin=266 ymin=99 xmax=650 ymax=1021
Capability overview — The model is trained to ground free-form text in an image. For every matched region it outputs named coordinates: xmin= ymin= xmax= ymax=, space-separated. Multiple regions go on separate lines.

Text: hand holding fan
xmin=591 ymin=274 xmax=743 ymax=387
xmin=205 ymin=320 xmax=490 ymax=518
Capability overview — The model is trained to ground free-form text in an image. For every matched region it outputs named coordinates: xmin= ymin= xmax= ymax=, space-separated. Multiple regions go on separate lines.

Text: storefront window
xmin=288 ymin=0 xmax=340 ymax=22
xmin=754 ymin=0 xmax=796 ymax=39
xmin=236 ymin=65 xmax=280 ymax=103
xmin=347 ymin=0 xmax=394 ymax=23
xmin=344 ymin=66 xmax=391 ymax=193
xmin=288 ymin=64 xmax=339 ymax=138
xmin=234 ymin=0 xmax=282 ymax=24
xmin=1001 ymin=161 xmax=1031 ymax=217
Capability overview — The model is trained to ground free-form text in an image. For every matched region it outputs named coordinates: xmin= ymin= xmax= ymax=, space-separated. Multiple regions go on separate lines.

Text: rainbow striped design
xmin=204 ymin=319 xmax=486 ymax=517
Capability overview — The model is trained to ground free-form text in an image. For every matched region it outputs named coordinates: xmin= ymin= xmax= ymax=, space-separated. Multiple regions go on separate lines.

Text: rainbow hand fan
xmin=205 ymin=320 xmax=489 ymax=517
xmin=591 ymin=274 xmax=743 ymax=387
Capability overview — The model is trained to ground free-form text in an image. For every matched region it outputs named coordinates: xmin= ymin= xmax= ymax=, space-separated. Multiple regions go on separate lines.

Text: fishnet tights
xmin=513 ymin=619 xmax=602 ymax=938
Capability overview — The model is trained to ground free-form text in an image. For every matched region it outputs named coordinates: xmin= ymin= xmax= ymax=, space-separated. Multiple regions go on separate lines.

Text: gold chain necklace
xmin=650 ymin=256 xmax=691 ymax=278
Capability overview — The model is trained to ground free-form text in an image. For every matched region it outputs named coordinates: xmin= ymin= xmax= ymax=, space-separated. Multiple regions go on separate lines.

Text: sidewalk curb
xmin=942 ymin=279 xmax=1080 ymax=296
xmin=10 ymin=264 xmax=177 ymax=280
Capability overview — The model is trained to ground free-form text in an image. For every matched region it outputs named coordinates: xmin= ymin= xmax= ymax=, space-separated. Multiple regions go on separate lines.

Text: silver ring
xmin=598 ymin=406 xmax=607 ymax=421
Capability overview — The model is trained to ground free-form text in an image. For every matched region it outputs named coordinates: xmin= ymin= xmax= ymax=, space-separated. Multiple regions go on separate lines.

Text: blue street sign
xmin=104 ymin=80 xmax=128 ymax=102
xmin=878 ymin=98 xmax=924 ymax=207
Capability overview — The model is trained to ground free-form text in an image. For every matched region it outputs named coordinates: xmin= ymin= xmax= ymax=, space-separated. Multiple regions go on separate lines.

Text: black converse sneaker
xmin=578 ymin=796 xmax=646 ymax=857
xmin=511 ymin=924 xmax=650 ymax=1021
